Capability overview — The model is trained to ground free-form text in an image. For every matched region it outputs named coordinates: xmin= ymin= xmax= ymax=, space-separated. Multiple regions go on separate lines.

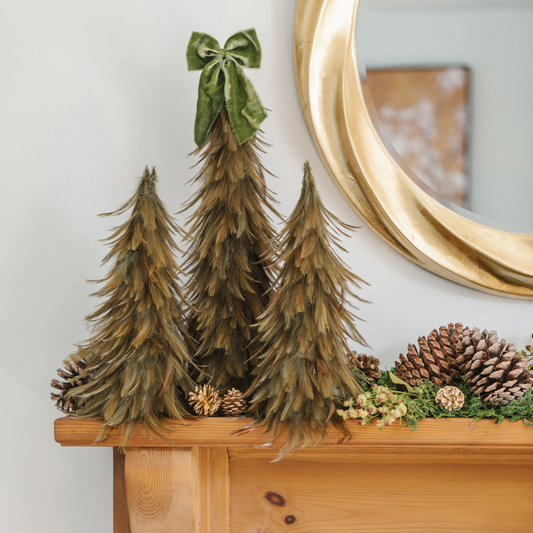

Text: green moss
xmin=358 ymin=370 xmax=533 ymax=431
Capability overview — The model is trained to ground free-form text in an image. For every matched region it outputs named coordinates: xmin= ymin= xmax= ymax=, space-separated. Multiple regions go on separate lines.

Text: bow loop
xmin=186 ymin=32 xmax=221 ymax=71
xmin=187 ymin=29 xmax=267 ymax=149
xmin=223 ymin=29 xmax=262 ymax=68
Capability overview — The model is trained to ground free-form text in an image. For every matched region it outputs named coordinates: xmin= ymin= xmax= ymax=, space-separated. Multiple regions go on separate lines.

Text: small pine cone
xmin=221 ymin=388 xmax=247 ymax=416
xmin=458 ymin=328 xmax=532 ymax=406
xmin=436 ymin=386 xmax=465 ymax=411
xmin=349 ymin=353 xmax=381 ymax=381
xmin=50 ymin=359 xmax=88 ymax=414
xmin=395 ymin=323 xmax=465 ymax=388
xmin=189 ymin=385 xmax=222 ymax=416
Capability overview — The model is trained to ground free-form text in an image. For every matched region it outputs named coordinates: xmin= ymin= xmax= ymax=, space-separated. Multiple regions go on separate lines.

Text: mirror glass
xmin=358 ymin=0 xmax=533 ymax=232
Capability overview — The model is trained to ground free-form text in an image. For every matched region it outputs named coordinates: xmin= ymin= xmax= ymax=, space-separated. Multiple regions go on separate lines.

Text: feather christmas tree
xmin=184 ymin=29 xmax=278 ymax=390
xmin=245 ymin=162 xmax=369 ymax=456
xmin=51 ymin=167 xmax=195 ymax=442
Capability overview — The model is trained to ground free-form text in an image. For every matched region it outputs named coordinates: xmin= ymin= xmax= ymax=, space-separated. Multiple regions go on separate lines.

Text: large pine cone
xmin=456 ymin=327 xmax=532 ymax=405
xmin=51 ymin=359 xmax=88 ymax=414
xmin=395 ymin=323 xmax=465 ymax=387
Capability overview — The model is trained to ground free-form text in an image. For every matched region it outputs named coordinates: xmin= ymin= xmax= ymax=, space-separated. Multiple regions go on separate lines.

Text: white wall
xmin=0 ymin=2 xmax=532 ymax=532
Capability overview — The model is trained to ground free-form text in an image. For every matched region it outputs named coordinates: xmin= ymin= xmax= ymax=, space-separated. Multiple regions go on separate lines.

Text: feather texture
xmin=244 ymin=162 xmax=369 ymax=458
xmin=183 ymin=105 xmax=279 ymax=390
xmin=53 ymin=167 xmax=195 ymax=443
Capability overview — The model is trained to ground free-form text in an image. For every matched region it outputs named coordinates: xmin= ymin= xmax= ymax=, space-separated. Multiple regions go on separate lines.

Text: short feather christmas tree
xmin=51 ymin=167 xmax=195 ymax=441
xmin=184 ymin=29 xmax=278 ymax=391
xmin=246 ymin=162 xmax=369 ymax=455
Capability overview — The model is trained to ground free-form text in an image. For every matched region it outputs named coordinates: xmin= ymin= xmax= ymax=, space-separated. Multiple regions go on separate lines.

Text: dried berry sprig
xmin=337 ymin=384 xmax=408 ymax=429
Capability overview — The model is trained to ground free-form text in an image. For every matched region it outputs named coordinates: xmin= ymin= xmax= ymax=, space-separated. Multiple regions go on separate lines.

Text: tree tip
xmin=140 ymin=166 xmax=158 ymax=187
xmin=302 ymin=160 xmax=316 ymax=191
xmin=142 ymin=165 xmax=156 ymax=176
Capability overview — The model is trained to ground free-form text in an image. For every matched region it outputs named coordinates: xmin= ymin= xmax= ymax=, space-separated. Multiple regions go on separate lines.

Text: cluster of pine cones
xmin=52 ymin=372 xmax=248 ymax=418
xmin=395 ymin=323 xmax=532 ymax=406
xmin=188 ymin=386 xmax=247 ymax=417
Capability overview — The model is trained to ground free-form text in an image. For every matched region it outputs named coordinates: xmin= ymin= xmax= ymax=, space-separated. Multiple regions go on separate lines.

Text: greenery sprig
xmin=400 ymin=375 xmax=533 ymax=430
xmin=346 ymin=369 xmax=533 ymax=431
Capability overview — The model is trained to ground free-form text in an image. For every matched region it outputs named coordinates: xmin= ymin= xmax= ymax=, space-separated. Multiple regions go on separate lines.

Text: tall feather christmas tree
xmin=51 ymin=167 xmax=195 ymax=442
xmin=246 ymin=162 xmax=369 ymax=455
xmin=184 ymin=29 xmax=278 ymax=391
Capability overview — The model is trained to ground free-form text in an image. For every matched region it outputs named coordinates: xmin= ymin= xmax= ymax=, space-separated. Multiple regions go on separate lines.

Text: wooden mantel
xmin=55 ymin=418 xmax=533 ymax=532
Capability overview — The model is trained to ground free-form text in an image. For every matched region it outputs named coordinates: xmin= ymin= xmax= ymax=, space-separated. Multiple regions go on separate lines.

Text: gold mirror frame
xmin=293 ymin=0 xmax=533 ymax=299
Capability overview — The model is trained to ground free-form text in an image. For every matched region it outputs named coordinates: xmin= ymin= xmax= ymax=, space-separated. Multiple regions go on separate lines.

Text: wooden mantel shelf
xmin=54 ymin=418 xmax=533 ymax=532
xmin=55 ymin=416 xmax=533 ymax=450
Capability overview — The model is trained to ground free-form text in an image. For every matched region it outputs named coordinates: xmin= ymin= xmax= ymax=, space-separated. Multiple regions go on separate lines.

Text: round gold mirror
xmin=294 ymin=0 xmax=533 ymax=298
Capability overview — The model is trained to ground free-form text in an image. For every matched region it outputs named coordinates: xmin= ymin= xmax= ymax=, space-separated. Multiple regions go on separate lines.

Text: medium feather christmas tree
xmin=184 ymin=29 xmax=278 ymax=390
xmin=51 ymin=167 xmax=195 ymax=442
xmin=246 ymin=162 xmax=369 ymax=455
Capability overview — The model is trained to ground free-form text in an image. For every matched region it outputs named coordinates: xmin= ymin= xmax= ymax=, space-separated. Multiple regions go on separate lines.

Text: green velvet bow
xmin=186 ymin=29 xmax=268 ymax=149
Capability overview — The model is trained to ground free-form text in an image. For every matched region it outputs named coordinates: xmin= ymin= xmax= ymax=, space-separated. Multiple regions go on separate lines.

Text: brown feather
xmin=52 ymin=167 xmax=196 ymax=444
xmin=183 ymin=105 xmax=280 ymax=391
xmin=245 ymin=162 xmax=369 ymax=459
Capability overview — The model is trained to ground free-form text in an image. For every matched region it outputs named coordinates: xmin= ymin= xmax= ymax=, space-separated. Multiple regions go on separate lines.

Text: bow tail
xmin=194 ymin=60 xmax=226 ymax=149
xmin=223 ymin=61 xmax=268 ymax=145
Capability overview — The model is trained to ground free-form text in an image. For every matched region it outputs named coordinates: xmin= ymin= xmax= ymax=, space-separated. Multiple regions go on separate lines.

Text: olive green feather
xmin=53 ymin=167 xmax=196 ymax=443
xmin=183 ymin=105 xmax=279 ymax=391
xmin=245 ymin=162 xmax=369 ymax=458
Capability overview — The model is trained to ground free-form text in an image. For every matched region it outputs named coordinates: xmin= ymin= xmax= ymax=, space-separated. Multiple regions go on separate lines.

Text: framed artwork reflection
xmin=367 ymin=66 xmax=471 ymax=208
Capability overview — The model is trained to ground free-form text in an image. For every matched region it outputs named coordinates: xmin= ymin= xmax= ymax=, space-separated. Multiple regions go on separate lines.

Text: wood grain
xmin=228 ymin=446 xmax=533 ymax=464
xmin=113 ymin=448 xmax=131 ymax=533
xmin=191 ymin=447 xmax=230 ymax=533
xmin=125 ymin=448 xmax=194 ymax=533
xmin=229 ymin=455 xmax=533 ymax=532
xmin=191 ymin=448 xmax=208 ymax=533
xmin=58 ymin=419 xmax=533 ymax=532
xmin=207 ymin=448 xmax=229 ymax=533
xmin=54 ymin=417 xmax=533 ymax=450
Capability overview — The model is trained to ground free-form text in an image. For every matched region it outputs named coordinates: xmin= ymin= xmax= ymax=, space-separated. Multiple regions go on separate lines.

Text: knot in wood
xmin=284 ymin=514 xmax=297 ymax=525
xmin=264 ymin=491 xmax=286 ymax=507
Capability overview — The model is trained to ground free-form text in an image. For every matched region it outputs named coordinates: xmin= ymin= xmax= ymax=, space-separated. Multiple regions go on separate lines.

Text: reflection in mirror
xmin=358 ymin=0 xmax=533 ymax=231
xmin=367 ymin=66 xmax=470 ymax=209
